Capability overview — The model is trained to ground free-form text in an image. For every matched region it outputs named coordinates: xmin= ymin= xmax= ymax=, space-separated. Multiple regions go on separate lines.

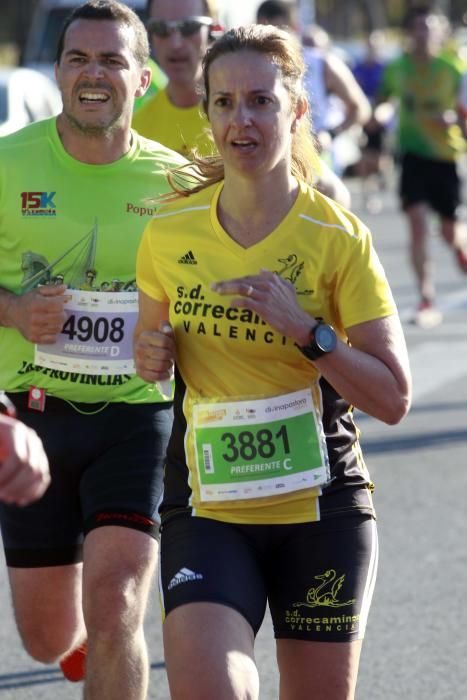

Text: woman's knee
xmin=167 ymin=650 xmax=259 ymax=700
xmin=164 ymin=603 xmax=259 ymax=700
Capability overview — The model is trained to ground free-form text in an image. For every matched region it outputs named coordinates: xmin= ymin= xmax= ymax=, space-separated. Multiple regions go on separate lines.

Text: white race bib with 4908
xmin=34 ymin=290 xmax=137 ymax=375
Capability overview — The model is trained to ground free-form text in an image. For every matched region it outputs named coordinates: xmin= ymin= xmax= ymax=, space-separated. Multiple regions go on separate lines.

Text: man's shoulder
xmin=380 ymin=54 xmax=409 ymax=94
xmin=385 ymin=53 xmax=409 ymax=72
xmin=154 ymin=183 xmax=216 ymax=220
xmin=132 ymin=89 xmax=166 ymax=125
xmin=433 ymin=53 xmax=464 ymax=77
xmin=133 ymin=131 xmax=188 ymax=167
xmin=305 ymin=183 xmax=368 ymax=241
xmin=0 ymin=117 xmax=52 ymax=154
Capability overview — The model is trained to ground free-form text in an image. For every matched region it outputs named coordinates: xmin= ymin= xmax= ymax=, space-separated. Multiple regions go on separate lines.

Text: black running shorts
xmin=400 ymin=152 xmax=460 ymax=219
xmin=0 ymin=393 xmax=172 ymax=567
xmin=159 ymin=510 xmax=378 ymax=642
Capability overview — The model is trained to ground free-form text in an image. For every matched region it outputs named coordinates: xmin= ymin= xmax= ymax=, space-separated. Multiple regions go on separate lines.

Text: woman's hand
xmin=134 ymin=292 xmax=175 ymax=384
xmin=214 ymin=274 xmax=412 ymax=425
xmin=212 ymin=269 xmax=314 ymax=346
xmin=134 ymin=322 xmax=175 ymax=384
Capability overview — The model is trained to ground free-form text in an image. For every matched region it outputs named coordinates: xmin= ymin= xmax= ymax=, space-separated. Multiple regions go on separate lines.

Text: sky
xmin=217 ymin=0 xmax=316 ymax=30
xmin=217 ymin=0 xmax=262 ymax=28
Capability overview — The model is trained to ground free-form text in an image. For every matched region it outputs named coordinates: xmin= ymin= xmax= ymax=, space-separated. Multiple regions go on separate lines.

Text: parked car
xmin=21 ymin=0 xmax=259 ymax=80
xmin=0 ymin=67 xmax=62 ymax=137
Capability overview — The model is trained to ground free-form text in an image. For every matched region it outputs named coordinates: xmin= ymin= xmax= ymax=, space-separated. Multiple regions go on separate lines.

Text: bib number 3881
xmin=221 ymin=425 xmax=290 ymax=462
xmin=192 ymin=389 xmax=330 ymax=502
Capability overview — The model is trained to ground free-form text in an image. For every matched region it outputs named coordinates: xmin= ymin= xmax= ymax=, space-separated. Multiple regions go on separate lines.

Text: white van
xmin=22 ymin=0 xmax=147 ymax=78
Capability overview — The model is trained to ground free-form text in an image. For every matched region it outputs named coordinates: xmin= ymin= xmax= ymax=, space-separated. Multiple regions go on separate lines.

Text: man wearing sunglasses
xmin=132 ymin=0 xmax=219 ymax=157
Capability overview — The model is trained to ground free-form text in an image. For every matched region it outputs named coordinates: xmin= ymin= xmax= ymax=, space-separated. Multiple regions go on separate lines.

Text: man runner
xmin=0 ymin=1 xmax=184 ymax=696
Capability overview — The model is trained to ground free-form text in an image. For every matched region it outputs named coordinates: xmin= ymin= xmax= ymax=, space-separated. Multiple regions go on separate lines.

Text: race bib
xmin=192 ymin=388 xmax=330 ymax=502
xmin=34 ymin=290 xmax=137 ymax=375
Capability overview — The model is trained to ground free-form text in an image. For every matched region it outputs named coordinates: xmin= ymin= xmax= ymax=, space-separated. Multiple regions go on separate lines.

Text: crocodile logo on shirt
xmin=273 ymin=254 xmax=313 ymax=295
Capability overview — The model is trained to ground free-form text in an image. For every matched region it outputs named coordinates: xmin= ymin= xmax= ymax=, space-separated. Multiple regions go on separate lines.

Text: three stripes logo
xmin=168 ymin=567 xmax=203 ymax=590
xmin=178 ymin=250 xmax=197 ymax=265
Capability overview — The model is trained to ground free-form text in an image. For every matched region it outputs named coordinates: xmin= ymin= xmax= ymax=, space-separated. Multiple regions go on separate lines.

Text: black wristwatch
xmin=297 ymin=321 xmax=337 ymax=361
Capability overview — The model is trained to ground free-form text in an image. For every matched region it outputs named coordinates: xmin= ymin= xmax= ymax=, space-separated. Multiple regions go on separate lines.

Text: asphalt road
xmin=1 ymin=175 xmax=467 ymax=699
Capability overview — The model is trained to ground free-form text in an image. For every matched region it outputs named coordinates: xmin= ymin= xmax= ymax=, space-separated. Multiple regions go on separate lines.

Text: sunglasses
xmin=146 ymin=16 xmax=213 ymax=38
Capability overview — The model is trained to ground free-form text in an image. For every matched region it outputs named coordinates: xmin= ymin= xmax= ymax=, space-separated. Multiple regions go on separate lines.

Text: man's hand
xmin=6 ymin=285 xmax=68 ymax=343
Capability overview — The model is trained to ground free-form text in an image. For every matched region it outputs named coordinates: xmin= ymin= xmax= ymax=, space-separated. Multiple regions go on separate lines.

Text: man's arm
xmin=315 ymin=159 xmax=351 ymax=208
xmin=458 ymin=71 xmax=467 ymax=139
xmin=0 ymin=286 xmax=67 ymax=343
xmin=324 ymin=52 xmax=371 ymax=133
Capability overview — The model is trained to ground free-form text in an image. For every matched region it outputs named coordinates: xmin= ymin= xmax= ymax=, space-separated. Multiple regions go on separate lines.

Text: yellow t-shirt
xmin=132 ymin=88 xmax=216 ymax=158
xmin=137 ymin=181 xmax=397 ymax=524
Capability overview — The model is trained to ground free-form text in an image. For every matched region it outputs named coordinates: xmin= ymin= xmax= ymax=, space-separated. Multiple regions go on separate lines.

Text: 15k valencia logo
xmin=21 ymin=191 xmax=57 ymax=217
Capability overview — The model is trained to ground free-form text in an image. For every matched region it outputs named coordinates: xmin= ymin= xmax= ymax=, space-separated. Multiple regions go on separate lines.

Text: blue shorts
xmin=0 ymin=393 xmax=172 ymax=567
xmin=159 ymin=510 xmax=378 ymax=642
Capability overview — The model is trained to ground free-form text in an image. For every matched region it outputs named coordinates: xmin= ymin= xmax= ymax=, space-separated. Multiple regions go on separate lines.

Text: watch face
xmin=297 ymin=322 xmax=336 ymax=360
xmin=315 ymin=323 xmax=337 ymax=352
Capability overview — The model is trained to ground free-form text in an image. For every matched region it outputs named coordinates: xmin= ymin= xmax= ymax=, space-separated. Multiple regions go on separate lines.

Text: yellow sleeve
xmin=132 ymin=103 xmax=150 ymax=135
xmin=337 ymin=218 xmax=397 ymax=329
xmin=136 ymin=222 xmax=168 ymax=302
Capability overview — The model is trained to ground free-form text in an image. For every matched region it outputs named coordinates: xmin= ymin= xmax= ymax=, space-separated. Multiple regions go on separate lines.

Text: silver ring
xmin=247 ymin=285 xmax=254 ymax=297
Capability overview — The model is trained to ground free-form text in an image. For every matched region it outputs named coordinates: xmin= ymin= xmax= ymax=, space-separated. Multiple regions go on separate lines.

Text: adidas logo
xmin=168 ymin=567 xmax=203 ymax=590
xmin=178 ymin=250 xmax=197 ymax=265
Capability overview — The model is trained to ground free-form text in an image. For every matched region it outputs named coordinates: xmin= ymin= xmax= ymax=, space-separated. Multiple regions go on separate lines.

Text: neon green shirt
xmin=0 ymin=117 xmax=185 ymax=403
xmin=132 ymin=87 xmax=216 ymax=157
xmin=380 ymin=53 xmax=465 ymax=161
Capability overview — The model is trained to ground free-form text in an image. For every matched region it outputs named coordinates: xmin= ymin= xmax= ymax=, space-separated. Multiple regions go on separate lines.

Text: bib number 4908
xmin=61 ymin=315 xmax=125 ymax=343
